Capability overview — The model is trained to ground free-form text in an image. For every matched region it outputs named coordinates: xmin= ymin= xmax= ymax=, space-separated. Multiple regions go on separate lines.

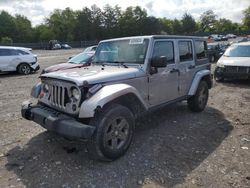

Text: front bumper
xmin=214 ymin=66 xmax=250 ymax=79
xmin=31 ymin=63 xmax=40 ymax=72
xmin=21 ymin=102 xmax=95 ymax=140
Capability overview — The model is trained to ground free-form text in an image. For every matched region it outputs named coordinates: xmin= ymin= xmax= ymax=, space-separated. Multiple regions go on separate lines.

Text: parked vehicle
xmin=214 ymin=41 xmax=250 ymax=81
xmin=21 ymin=35 xmax=213 ymax=161
xmin=83 ymin=45 xmax=97 ymax=53
xmin=207 ymin=43 xmax=229 ymax=62
xmin=61 ymin=44 xmax=72 ymax=49
xmin=226 ymin=34 xmax=237 ymax=39
xmin=0 ymin=46 xmax=39 ymax=75
xmin=41 ymin=51 xmax=94 ymax=74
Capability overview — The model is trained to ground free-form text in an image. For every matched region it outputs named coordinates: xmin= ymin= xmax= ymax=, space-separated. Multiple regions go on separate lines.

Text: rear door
xmin=0 ymin=49 xmax=14 ymax=71
xmin=177 ymin=40 xmax=196 ymax=96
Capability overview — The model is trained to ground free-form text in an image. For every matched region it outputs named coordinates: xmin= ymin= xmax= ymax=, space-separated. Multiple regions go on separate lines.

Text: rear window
xmin=178 ymin=41 xmax=193 ymax=62
xmin=195 ymin=41 xmax=207 ymax=59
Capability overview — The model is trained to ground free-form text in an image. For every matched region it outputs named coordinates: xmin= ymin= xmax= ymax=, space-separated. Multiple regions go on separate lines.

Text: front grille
xmin=225 ymin=66 xmax=250 ymax=73
xmin=40 ymin=78 xmax=81 ymax=114
xmin=49 ymin=85 xmax=68 ymax=109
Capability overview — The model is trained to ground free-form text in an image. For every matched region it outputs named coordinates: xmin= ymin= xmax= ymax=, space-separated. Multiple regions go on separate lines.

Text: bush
xmin=1 ymin=36 xmax=13 ymax=44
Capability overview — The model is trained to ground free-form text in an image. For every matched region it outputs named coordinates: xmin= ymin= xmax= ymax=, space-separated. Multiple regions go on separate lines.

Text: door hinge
xmin=147 ymin=77 xmax=149 ymax=83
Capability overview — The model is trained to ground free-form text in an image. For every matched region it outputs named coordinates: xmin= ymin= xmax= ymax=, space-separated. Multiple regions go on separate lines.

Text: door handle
xmin=170 ymin=68 xmax=179 ymax=73
xmin=188 ymin=65 xmax=195 ymax=69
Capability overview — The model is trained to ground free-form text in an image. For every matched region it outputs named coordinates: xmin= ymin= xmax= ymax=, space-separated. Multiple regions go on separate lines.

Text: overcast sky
xmin=0 ymin=0 xmax=249 ymax=26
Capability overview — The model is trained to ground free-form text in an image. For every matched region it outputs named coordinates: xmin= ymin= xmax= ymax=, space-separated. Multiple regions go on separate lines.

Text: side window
xmin=17 ymin=49 xmax=29 ymax=55
xmin=152 ymin=41 xmax=174 ymax=64
xmin=178 ymin=41 xmax=193 ymax=62
xmin=195 ymin=41 xmax=207 ymax=59
xmin=0 ymin=49 xmax=13 ymax=56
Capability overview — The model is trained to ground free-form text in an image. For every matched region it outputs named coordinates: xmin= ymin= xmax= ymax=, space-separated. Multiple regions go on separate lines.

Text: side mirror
xmin=150 ymin=56 xmax=167 ymax=68
xmin=68 ymin=56 xmax=72 ymax=60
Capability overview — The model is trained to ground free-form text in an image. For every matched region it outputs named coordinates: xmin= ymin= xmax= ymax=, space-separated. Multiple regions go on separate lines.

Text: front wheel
xmin=188 ymin=81 xmax=209 ymax=112
xmin=87 ymin=104 xmax=135 ymax=161
xmin=18 ymin=63 xmax=31 ymax=75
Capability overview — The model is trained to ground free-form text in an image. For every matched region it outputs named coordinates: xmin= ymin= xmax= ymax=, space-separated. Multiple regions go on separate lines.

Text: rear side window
xmin=152 ymin=41 xmax=174 ymax=64
xmin=195 ymin=41 xmax=207 ymax=59
xmin=0 ymin=49 xmax=14 ymax=56
xmin=178 ymin=41 xmax=193 ymax=62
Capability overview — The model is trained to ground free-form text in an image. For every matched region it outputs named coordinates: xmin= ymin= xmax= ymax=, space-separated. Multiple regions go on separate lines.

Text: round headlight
xmin=43 ymin=84 xmax=49 ymax=93
xmin=71 ymin=87 xmax=80 ymax=100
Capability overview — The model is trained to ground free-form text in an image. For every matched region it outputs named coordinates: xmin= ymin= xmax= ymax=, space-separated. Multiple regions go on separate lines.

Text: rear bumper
xmin=21 ymin=102 xmax=95 ymax=140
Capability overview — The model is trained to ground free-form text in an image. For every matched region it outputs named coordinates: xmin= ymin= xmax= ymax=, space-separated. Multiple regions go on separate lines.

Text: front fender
xmin=79 ymin=84 xmax=148 ymax=118
xmin=188 ymin=70 xmax=211 ymax=96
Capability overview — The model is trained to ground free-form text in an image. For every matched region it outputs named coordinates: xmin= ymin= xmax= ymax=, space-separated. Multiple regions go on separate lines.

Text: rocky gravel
xmin=0 ymin=48 xmax=249 ymax=188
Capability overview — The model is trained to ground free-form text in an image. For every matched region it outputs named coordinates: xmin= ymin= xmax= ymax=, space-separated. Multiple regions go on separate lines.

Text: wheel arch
xmin=79 ymin=84 xmax=148 ymax=118
xmin=188 ymin=70 xmax=212 ymax=96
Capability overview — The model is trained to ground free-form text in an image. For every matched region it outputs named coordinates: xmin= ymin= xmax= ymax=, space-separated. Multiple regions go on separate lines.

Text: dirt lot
xmin=0 ymin=49 xmax=249 ymax=188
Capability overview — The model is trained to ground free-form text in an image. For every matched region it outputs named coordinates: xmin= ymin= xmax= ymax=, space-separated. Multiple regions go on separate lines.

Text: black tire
xmin=18 ymin=63 xmax=31 ymax=75
xmin=87 ymin=104 xmax=135 ymax=161
xmin=188 ymin=81 xmax=209 ymax=112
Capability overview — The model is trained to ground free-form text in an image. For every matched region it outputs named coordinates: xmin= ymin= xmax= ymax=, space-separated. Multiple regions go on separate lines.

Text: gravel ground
xmin=0 ymin=48 xmax=249 ymax=188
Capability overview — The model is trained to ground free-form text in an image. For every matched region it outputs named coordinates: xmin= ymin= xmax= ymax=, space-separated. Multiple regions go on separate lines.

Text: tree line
xmin=0 ymin=4 xmax=250 ymax=43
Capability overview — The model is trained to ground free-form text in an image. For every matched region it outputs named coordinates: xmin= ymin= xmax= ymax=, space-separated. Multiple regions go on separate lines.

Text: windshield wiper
xmin=114 ymin=61 xmax=128 ymax=68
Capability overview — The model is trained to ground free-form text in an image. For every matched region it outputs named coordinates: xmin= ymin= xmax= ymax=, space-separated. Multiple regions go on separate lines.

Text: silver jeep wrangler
xmin=22 ymin=35 xmax=212 ymax=161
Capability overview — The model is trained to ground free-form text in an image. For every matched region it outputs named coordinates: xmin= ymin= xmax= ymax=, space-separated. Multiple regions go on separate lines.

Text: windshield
xmin=224 ymin=45 xmax=250 ymax=57
xmin=94 ymin=38 xmax=149 ymax=65
xmin=68 ymin=52 xmax=93 ymax=64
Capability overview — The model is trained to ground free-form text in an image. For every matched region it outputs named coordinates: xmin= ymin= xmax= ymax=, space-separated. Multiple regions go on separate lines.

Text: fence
xmin=0 ymin=41 xmax=99 ymax=49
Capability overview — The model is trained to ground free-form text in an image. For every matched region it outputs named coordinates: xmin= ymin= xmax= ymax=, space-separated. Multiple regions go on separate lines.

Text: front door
xmin=148 ymin=40 xmax=179 ymax=106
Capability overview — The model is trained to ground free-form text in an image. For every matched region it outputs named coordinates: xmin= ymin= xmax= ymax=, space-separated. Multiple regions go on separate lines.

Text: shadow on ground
xmin=0 ymin=71 xmax=39 ymax=79
xmin=6 ymin=103 xmax=233 ymax=187
xmin=218 ymin=79 xmax=250 ymax=89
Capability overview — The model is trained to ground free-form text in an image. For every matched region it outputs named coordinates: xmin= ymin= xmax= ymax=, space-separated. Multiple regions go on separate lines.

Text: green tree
xmin=14 ymin=14 xmax=33 ymax=42
xmin=33 ymin=24 xmax=55 ymax=41
xmin=159 ymin=18 xmax=173 ymax=34
xmin=103 ymin=4 xmax=121 ymax=38
xmin=181 ymin=13 xmax=196 ymax=34
xmin=46 ymin=8 xmax=77 ymax=41
xmin=242 ymin=6 xmax=250 ymax=31
xmin=200 ymin=10 xmax=217 ymax=32
xmin=0 ymin=11 xmax=16 ymax=41
xmin=1 ymin=36 xmax=13 ymax=44
xmin=75 ymin=8 xmax=92 ymax=40
xmin=214 ymin=18 xmax=234 ymax=32
xmin=172 ymin=19 xmax=182 ymax=34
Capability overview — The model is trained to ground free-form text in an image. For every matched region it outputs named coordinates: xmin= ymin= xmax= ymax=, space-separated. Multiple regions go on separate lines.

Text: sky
xmin=0 ymin=0 xmax=249 ymax=26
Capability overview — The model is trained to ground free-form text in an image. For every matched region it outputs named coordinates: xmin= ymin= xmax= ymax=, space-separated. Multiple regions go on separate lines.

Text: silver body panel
xmin=37 ymin=35 xmax=211 ymax=118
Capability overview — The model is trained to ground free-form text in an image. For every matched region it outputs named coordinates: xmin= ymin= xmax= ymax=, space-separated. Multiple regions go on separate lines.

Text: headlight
xmin=217 ymin=61 xmax=224 ymax=68
xmin=71 ymin=87 xmax=80 ymax=100
xmin=43 ymin=83 xmax=49 ymax=93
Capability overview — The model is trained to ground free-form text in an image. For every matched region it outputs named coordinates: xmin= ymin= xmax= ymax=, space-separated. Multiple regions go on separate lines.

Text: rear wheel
xmin=18 ymin=63 xmax=31 ymax=75
xmin=188 ymin=81 xmax=209 ymax=112
xmin=87 ymin=104 xmax=135 ymax=161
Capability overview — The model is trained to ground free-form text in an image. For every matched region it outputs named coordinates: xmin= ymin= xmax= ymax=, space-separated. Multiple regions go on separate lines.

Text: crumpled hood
xmin=218 ymin=56 xmax=250 ymax=67
xmin=41 ymin=65 xmax=144 ymax=86
xmin=44 ymin=63 xmax=84 ymax=73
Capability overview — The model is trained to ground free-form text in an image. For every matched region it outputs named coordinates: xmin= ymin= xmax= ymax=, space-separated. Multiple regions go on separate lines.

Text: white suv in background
xmin=0 ymin=46 xmax=40 ymax=75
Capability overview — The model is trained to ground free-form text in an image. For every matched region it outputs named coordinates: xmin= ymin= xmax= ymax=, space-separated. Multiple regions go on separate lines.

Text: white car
xmin=214 ymin=42 xmax=250 ymax=81
xmin=0 ymin=46 xmax=40 ymax=75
